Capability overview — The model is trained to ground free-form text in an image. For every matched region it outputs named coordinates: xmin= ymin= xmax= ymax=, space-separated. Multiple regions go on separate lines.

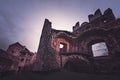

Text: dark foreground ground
xmin=0 ymin=70 xmax=120 ymax=80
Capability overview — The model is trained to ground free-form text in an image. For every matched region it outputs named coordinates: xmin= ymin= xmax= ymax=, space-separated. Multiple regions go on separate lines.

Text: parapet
xmin=73 ymin=22 xmax=80 ymax=32
xmin=72 ymin=8 xmax=116 ymax=32
xmin=88 ymin=8 xmax=115 ymax=22
xmin=88 ymin=9 xmax=102 ymax=22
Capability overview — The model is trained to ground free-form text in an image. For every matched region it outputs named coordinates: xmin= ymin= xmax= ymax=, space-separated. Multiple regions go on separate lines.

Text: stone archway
xmin=55 ymin=38 xmax=71 ymax=53
xmin=63 ymin=55 xmax=91 ymax=73
xmin=77 ymin=29 xmax=110 ymax=57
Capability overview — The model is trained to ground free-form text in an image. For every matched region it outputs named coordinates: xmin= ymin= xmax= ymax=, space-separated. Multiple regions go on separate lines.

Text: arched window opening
xmin=59 ymin=43 xmax=67 ymax=53
xmin=92 ymin=42 xmax=108 ymax=57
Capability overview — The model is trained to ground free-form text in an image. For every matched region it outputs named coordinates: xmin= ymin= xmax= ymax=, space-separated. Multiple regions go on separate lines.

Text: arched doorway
xmin=64 ymin=56 xmax=90 ymax=73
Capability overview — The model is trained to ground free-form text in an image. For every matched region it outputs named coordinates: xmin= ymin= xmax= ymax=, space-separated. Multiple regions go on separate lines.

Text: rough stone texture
xmin=0 ymin=49 xmax=13 ymax=73
xmin=34 ymin=19 xmax=59 ymax=71
xmin=7 ymin=42 xmax=36 ymax=71
xmin=0 ymin=42 xmax=36 ymax=73
xmin=35 ymin=8 xmax=120 ymax=74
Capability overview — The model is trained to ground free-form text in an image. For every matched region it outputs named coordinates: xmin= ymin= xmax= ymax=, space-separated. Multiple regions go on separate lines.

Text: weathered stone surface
xmin=34 ymin=19 xmax=59 ymax=71
xmin=7 ymin=42 xmax=36 ymax=71
xmin=0 ymin=49 xmax=13 ymax=73
xmin=35 ymin=8 xmax=120 ymax=74
xmin=0 ymin=42 xmax=36 ymax=74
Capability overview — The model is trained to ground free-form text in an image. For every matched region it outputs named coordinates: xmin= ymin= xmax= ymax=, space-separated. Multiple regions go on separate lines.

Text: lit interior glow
xmin=60 ymin=44 xmax=64 ymax=48
xmin=92 ymin=42 xmax=108 ymax=57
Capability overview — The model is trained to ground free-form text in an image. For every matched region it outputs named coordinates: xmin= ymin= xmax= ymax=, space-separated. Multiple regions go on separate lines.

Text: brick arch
xmin=63 ymin=55 xmax=89 ymax=66
xmin=63 ymin=55 xmax=90 ymax=72
xmin=52 ymin=38 xmax=72 ymax=68
xmin=77 ymin=29 xmax=109 ymax=56
xmin=77 ymin=28 xmax=119 ymax=56
xmin=55 ymin=32 xmax=74 ymax=43
xmin=53 ymin=31 xmax=74 ymax=53
xmin=55 ymin=38 xmax=71 ymax=53
xmin=77 ymin=29 xmax=107 ymax=42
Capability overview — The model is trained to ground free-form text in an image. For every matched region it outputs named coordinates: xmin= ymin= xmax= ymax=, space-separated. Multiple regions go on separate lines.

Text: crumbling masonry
xmin=34 ymin=8 xmax=120 ymax=74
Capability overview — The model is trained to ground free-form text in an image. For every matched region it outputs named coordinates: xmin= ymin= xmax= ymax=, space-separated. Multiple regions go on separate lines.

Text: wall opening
xmin=59 ymin=43 xmax=67 ymax=53
xmin=60 ymin=44 xmax=64 ymax=48
xmin=92 ymin=42 xmax=108 ymax=57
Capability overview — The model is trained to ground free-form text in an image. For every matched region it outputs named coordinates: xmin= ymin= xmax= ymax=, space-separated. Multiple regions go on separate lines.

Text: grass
xmin=0 ymin=70 xmax=120 ymax=80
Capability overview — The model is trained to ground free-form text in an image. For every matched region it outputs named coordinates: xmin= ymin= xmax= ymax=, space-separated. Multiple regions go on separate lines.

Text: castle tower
xmin=34 ymin=19 xmax=58 ymax=71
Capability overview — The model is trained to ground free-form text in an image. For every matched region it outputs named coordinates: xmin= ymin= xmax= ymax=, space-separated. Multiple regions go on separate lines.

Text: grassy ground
xmin=0 ymin=70 xmax=120 ymax=80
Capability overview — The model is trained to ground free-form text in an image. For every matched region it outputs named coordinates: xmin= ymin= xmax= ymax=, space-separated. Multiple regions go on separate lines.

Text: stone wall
xmin=35 ymin=8 xmax=120 ymax=74
xmin=0 ymin=42 xmax=36 ymax=72
xmin=34 ymin=19 xmax=59 ymax=71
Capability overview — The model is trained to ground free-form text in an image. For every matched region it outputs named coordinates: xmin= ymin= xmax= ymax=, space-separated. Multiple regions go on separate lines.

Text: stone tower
xmin=34 ymin=19 xmax=58 ymax=71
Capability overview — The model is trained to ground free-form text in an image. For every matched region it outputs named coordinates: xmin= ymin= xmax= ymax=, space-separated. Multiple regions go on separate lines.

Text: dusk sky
xmin=0 ymin=0 xmax=120 ymax=52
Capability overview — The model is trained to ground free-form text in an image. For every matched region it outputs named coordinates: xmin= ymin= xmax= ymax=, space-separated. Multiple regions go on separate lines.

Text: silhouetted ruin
xmin=1 ymin=8 xmax=120 ymax=76
xmin=0 ymin=42 xmax=36 ymax=76
xmin=34 ymin=8 xmax=120 ymax=74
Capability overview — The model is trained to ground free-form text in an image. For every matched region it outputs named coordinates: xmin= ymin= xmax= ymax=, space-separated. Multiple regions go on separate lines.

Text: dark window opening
xmin=26 ymin=59 xmax=30 ymax=62
xmin=21 ymin=58 xmax=24 ymax=62
xmin=11 ymin=50 xmax=14 ymax=53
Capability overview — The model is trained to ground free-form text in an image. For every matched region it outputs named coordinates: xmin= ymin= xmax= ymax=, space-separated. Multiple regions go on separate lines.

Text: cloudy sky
xmin=0 ymin=0 xmax=120 ymax=52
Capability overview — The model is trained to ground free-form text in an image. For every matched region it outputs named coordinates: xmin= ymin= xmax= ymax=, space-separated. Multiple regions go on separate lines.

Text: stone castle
xmin=1 ymin=8 xmax=120 ymax=75
xmin=34 ymin=8 xmax=120 ymax=74
xmin=0 ymin=42 xmax=36 ymax=75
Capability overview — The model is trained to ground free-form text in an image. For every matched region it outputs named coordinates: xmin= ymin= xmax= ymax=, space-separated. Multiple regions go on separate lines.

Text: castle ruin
xmin=34 ymin=8 xmax=120 ymax=74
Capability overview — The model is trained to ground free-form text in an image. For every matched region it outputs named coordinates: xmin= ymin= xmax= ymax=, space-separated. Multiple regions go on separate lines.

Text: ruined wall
xmin=72 ymin=8 xmax=120 ymax=56
xmin=34 ymin=19 xmax=59 ymax=71
xmin=6 ymin=42 xmax=35 ymax=71
xmin=7 ymin=42 xmax=25 ymax=57
xmin=35 ymin=8 xmax=120 ymax=73
xmin=72 ymin=8 xmax=120 ymax=73
xmin=0 ymin=49 xmax=13 ymax=73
